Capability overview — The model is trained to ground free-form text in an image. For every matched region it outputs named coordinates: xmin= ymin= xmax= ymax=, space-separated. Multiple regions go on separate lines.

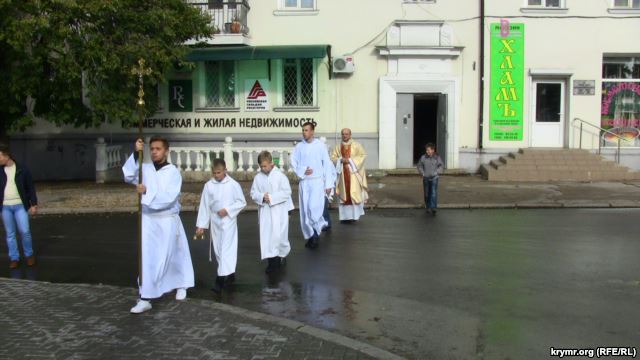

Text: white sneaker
xmin=175 ymin=288 xmax=187 ymax=301
xmin=130 ymin=300 xmax=152 ymax=314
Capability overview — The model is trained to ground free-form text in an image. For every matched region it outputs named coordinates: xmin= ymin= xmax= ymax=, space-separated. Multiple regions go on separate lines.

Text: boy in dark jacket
xmin=0 ymin=144 xmax=38 ymax=269
xmin=416 ymin=143 xmax=443 ymax=215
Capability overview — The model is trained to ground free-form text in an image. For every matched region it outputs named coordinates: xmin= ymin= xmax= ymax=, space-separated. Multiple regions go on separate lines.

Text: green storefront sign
xmin=490 ymin=23 xmax=524 ymax=141
xmin=169 ymin=80 xmax=193 ymax=112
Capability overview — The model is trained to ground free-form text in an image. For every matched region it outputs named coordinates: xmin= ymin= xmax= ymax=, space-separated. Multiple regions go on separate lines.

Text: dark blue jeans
xmin=323 ymin=196 xmax=332 ymax=228
xmin=422 ymin=177 xmax=438 ymax=209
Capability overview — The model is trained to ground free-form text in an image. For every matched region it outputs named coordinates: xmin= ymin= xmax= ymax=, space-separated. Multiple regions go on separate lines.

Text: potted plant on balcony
xmin=230 ymin=16 xmax=242 ymax=34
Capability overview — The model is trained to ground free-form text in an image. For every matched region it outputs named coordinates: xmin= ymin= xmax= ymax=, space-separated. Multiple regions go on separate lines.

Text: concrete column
xmin=95 ymin=138 xmax=107 ymax=184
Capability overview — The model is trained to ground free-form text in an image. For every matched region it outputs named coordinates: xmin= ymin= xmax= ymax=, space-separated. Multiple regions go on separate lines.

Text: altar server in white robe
xmin=250 ymin=151 xmax=294 ymax=273
xmin=196 ymin=159 xmax=246 ymax=293
xmin=123 ymin=137 xmax=194 ymax=314
xmin=290 ymin=122 xmax=336 ymax=249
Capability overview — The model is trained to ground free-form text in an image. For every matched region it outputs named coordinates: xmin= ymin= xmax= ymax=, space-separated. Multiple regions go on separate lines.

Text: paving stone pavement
xmin=0 ymin=279 xmax=391 ymax=360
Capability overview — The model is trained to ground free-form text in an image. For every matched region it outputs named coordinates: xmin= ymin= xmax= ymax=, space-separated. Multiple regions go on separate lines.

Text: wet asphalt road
xmin=1 ymin=209 xmax=639 ymax=359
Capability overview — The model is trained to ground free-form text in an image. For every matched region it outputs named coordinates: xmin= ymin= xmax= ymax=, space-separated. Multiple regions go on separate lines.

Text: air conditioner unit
xmin=332 ymin=55 xmax=355 ymax=74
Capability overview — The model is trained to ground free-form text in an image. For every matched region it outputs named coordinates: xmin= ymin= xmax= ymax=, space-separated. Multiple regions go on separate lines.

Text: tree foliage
xmin=0 ymin=0 xmax=213 ymax=138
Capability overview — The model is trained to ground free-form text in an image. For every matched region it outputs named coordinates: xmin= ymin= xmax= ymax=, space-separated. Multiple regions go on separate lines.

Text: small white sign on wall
xmin=245 ymin=79 xmax=270 ymax=112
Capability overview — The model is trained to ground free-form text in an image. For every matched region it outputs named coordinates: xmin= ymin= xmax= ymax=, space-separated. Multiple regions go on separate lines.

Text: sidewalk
xmin=0 ymin=278 xmax=400 ymax=360
xmin=34 ymin=175 xmax=640 ymax=214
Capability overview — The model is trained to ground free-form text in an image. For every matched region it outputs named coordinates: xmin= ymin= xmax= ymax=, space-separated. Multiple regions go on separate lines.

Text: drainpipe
xmin=478 ymin=0 xmax=485 ymax=149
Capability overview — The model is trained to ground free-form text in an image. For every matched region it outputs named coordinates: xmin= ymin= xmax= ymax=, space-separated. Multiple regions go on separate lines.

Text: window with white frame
xmin=612 ymin=0 xmax=640 ymax=8
xmin=526 ymin=0 xmax=562 ymax=7
xmin=204 ymin=61 xmax=236 ymax=108
xmin=282 ymin=58 xmax=315 ymax=107
xmin=281 ymin=0 xmax=315 ymax=10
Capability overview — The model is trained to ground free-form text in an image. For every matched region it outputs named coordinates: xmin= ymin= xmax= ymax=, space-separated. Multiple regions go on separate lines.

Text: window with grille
xmin=613 ymin=0 xmax=640 ymax=8
xmin=526 ymin=0 xmax=562 ymax=7
xmin=283 ymin=59 xmax=315 ymax=107
xmin=204 ymin=61 xmax=236 ymax=108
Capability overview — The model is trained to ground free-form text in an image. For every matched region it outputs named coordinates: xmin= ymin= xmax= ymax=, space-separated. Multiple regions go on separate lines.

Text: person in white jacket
xmin=196 ymin=159 xmax=246 ymax=293
xmin=122 ymin=137 xmax=194 ymax=314
xmin=250 ymin=151 xmax=294 ymax=273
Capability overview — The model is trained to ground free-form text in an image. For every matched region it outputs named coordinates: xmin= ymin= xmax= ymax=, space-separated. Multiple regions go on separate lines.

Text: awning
xmin=185 ymin=45 xmax=329 ymax=62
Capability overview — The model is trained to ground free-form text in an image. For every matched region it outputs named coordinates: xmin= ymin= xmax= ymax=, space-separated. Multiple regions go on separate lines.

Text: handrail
xmin=573 ymin=117 xmax=630 ymax=163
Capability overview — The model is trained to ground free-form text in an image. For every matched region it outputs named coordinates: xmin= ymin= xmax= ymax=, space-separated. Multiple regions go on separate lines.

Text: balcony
xmin=186 ymin=0 xmax=251 ymax=45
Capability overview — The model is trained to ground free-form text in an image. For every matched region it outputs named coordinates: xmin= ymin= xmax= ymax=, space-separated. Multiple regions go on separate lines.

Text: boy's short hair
xmin=212 ymin=159 xmax=226 ymax=170
xmin=257 ymin=151 xmax=272 ymax=164
xmin=0 ymin=143 xmax=11 ymax=158
xmin=302 ymin=121 xmax=315 ymax=130
xmin=149 ymin=136 xmax=170 ymax=149
xmin=425 ymin=143 xmax=436 ymax=150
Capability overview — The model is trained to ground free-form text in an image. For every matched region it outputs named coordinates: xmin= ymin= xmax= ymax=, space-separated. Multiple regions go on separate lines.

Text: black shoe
xmin=226 ymin=273 xmax=236 ymax=284
xmin=321 ymin=226 xmax=331 ymax=232
xmin=310 ymin=235 xmax=319 ymax=249
xmin=265 ymin=258 xmax=277 ymax=274
xmin=431 ymin=209 xmax=437 ymax=216
xmin=305 ymin=238 xmax=313 ymax=248
xmin=211 ymin=276 xmax=226 ymax=293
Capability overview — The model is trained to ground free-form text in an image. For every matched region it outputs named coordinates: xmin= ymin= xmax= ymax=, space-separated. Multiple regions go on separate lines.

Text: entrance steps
xmin=480 ymin=148 xmax=640 ymax=181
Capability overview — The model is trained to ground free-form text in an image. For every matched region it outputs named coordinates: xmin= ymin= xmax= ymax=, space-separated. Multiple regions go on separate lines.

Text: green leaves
xmin=0 ymin=0 xmax=213 ymax=137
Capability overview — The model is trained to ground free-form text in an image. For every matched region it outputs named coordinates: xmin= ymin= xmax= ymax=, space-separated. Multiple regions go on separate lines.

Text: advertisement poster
xmin=601 ymin=82 xmax=640 ymax=147
xmin=490 ymin=22 xmax=525 ymax=141
xmin=245 ymin=79 xmax=270 ymax=112
xmin=168 ymin=80 xmax=193 ymax=112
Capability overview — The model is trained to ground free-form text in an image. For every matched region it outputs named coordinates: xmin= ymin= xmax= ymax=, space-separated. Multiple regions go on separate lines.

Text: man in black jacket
xmin=0 ymin=144 xmax=38 ymax=269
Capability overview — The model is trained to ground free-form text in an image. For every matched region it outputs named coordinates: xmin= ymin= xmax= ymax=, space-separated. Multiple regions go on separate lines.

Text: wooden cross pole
xmin=130 ymin=58 xmax=152 ymax=286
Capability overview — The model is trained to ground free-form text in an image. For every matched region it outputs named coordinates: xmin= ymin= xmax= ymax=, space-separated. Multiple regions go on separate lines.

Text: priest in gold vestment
xmin=330 ymin=128 xmax=368 ymax=222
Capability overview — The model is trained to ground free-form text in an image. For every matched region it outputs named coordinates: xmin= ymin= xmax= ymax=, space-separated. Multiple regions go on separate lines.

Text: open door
xmin=396 ymin=94 xmax=414 ymax=168
xmin=436 ymin=93 xmax=447 ymax=166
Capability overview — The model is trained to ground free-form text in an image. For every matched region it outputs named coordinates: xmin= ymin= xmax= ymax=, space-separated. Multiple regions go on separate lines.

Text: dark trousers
xmin=422 ymin=177 xmax=438 ymax=209
xmin=323 ymin=196 xmax=332 ymax=228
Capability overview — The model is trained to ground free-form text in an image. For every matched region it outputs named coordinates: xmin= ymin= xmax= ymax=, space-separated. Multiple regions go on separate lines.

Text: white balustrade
xmin=147 ymin=138 xmax=299 ymax=174
xmin=97 ymin=137 xmax=301 ymax=183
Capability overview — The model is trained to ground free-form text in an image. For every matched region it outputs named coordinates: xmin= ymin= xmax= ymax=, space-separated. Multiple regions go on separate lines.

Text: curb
xmin=2 ymin=278 xmax=404 ymax=360
xmin=37 ymin=203 xmax=640 ymax=215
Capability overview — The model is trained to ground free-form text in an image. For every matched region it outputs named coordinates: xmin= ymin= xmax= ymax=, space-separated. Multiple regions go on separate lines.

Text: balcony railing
xmin=187 ymin=0 xmax=250 ymax=36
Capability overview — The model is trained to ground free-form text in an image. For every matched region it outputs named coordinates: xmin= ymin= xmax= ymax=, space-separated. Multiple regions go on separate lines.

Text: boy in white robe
xmin=291 ymin=122 xmax=335 ymax=249
xmin=250 ymin=151 xmax=294 ymax=273
xmin=123 ymin=137 xmax=194 ymax=314
xmin=196 ymin=159 xmax=246 ymax=293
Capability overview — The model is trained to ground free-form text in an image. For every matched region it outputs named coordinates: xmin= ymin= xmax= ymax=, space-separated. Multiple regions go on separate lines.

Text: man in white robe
xmin=290 ymin=122 xmax=335 ymax=249
xmin=250 ymin=151 xmax=294 ymax=273
xmin=330 ymin=128 xmax=368 ymax=222
xmin=196 ymin=159 xmax=246 ymax=293
xmin=122 ymin=137 xmax=194 ymax=314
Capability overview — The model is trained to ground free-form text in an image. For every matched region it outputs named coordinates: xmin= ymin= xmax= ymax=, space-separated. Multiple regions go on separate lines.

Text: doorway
xmin=414 ymin=95 xmax=438 ymax=164
xmin=530 ymin=79 xmax=566 ymax=147
xmin=396 ymin=93 xmax=447 ymax=167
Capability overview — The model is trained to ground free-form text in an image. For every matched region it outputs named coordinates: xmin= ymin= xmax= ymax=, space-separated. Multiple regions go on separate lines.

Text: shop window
xmin=613 ymin=0 xmax=640 ymax=8
xmin=601 ymin=56 xmax=640 ymax=146
xmin=526 ymin=0 xmax=562 ymax=7
xmin=282 ymin=58 xmax=315 ymax=107
xmin=204 ymin=61 xmax=236 ymax=108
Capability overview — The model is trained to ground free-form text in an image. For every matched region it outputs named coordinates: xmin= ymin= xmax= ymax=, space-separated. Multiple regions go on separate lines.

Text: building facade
xmin=10 ymin=0 xmax=640 ymax=179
